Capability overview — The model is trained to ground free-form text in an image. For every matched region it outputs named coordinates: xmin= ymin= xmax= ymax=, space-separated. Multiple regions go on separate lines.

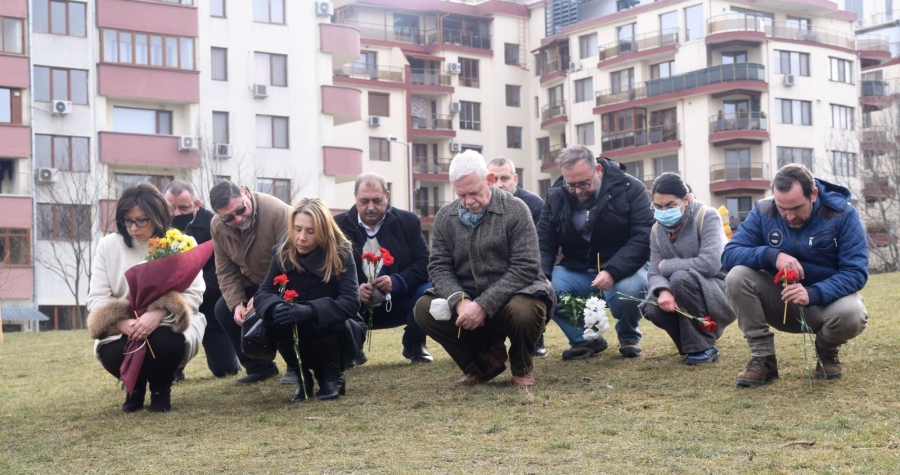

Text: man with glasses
xmin=538 ymin=145 xmax=655 ymax=360
xmin=209 ymin=181 xmax=296 ymax=384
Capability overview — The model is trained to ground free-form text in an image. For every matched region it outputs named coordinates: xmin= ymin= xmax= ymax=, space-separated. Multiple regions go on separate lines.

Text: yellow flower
xmin=166 ymin=229 xmax=179 ymax=240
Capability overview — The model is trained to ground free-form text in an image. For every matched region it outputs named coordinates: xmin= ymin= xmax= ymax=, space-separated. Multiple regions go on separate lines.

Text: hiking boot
xmin=454 ymin=364 xmax=507 ymax=387
xmin=618 ymin=340 xmax=642 ymax=358
xmin=815 ymin=345 xmax=843 ymax=380
xmin=736 ymin=355 xmax=779 ymax=387
xmin=511 ymin=373 xmax=535 ymax=387
xmin=561 ymin=337 xmax=608 ymax=361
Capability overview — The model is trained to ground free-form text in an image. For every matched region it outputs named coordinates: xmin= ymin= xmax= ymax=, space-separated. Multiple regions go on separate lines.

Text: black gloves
xmin=272 ymin=302 xmax=315 ymax=326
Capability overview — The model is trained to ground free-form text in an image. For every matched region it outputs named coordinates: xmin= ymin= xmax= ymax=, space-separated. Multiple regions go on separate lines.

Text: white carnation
xmin=582 ymin=296 xmax=609 ymax=340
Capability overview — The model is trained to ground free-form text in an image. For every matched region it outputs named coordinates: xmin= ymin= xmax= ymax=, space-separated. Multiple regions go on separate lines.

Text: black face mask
xmin=171 ymin=213 xmax=196 ymax=232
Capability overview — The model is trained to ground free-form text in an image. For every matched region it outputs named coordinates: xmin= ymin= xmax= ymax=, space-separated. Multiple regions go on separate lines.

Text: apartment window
xmin=37 ymin=204 xmax=91 ymax=241
xmin=651 ymin=61 xmax=675 ymax=79
xmin=831 ymin=104 xmax=854 ymax=130
xmin=211 ymin=47 xmax=227 ymax=81
xmin=115 ymin=174 xmax=172 ymax=197
xmin=460 ymin=57 xmax=479 ymax=88
xmin=579 ymin=33 xmax=597 ymax=59
xmin=506 ymin=127 xmax=523 ymax=149
xmin=721 ymin=51 xmax=747 ymax=64
xmin=659 ymin=11 xmax=678 ymax=35
xmin=35 ymin=135 xmax=89 ymax=172
xmin=33 ymin=0 xmax=86 ymax=37
xmin=611 ymin=68 xmax=634 ymax=93
xmin=725 ymin=148 xmax=751 ymax=180
xmin=0 ymin=88 xmax=23 ymax=124
xmin=253 ymin=0 xmax=284 ymax=24
xmin=368 ymin=92 xmax=390 ymax=117
xmin=576 ymin=122 xmax=595 ymax=146
xmin=459 ymin=101 xmax=481 ymax=131
xmin=537 ymin=137 xmax=550 ymax=161
xmin=534 ymin=97 xmax=539 ymax=119
xmin=257 ymin=178 xmax=291 ymax=204
xmin=830 ymin=57 xmax=852 ymax=83
xmin=33 ymin=66 xmax=88 ymax=104
xmin=212 ymin=111 xmax=229 ymax=144
xmin=256 ymin=115 xmax=289 ymax=148
xmin=0 ymin=228 xmax=30 ymax=265
xmin=113 ymin=107 xmax=172 ymax=135
xmin=831 ymin=151 xmax=857 ymax=177
xmin=617 ymin=23 xmax=635 ymax=54
xmin=774 ymin=50 xmax=809 ymax=76
xmin=369 ymin=137 xmax=390 ymax=161
xmin=623 ymin=160 xmax=644 ymax=180
xmin=102 ymin=29 xmax=195 ymax=70
xmin=775 ymin=99 xmax=812 ymax=125
xmin=505 ymin=85 xmax=521 ymax=107
xmin=684 ymin=4 xmax=705 ymax=41
xmin=654 ymin=155 xmax=678 ymax=175
xmin=393 ymin=13 xmax=419 ymax=41
xmin=0 ymin=17 xmax=24 ymax=53
xmin=726 ymin=196 xmax=753 ymax=230
xmin=211 ymin=0 xmax=225 ymax=17
xmin=538 ymin=179 xmax=551 ymax=200
xmin=254 ymin=52 xmax=287 ymax=87
xmin=504 ymin=43 xmax=519 ymax=65
xmin=777 ymin=147 xmax=813 ymax=170
xmin=574 ymin=78 xmax=593 ymax=103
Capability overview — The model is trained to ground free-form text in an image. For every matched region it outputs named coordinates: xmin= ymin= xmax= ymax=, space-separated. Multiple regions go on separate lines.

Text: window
xmin=576 ymin=122 xmax=595 ymax=146
xmin=534 ymin=97 xmax=539 ymax=119
xmin=725 ymin=148 xmax=751 ymax=180
xmin=830 ymin=58 xmax=852 ymax=83
xmin=684 ymin=4 xmax=705 ymax=41
xmin=33 ymin=66 xmax=88 ymax=104
xmin=38 ymin=306 xmax=84 ymax=331
xmin=254 ymin=52 xmax=287 ymax=86
xmin=253 ymin=0 xmax=284 ymax=24
xmin=393 ymin=13 xmax=419 ymax=41
xmin=37 ymin=204 xmax=91 ymax=241
xmin=256 ymin=115 xmax=289 ymax=148
xmin=831 ymin=104 xmax=854 ymax=130
xmin=102 ymin=29 xmax=195 ymax=70
xmin=831 ymin=151 xmax=857 ymax=177
xmin=505 ymin=85 xmax=521 ymax=107
xmin=113 ymin=107 xmax=172 ymax=135
xmin=114 ymin=174 xmax=172 ymax=197
xmin=368 ymin=92 xmax=390 ymax=117
xmin=611 ymin=68 xmax=634 ymax=93
xmin=659 ymin=11 xmax=678 ymax=35
xmin=33 ymin=0 xmax=86 ymax=37
xmin=617 ymin=23 xmax=635 ymax=54
xmin=579 ymin=34 xmax=597 ymax=59
xmin=777 ymin=147 xmax=813 ymax=170
xmin=774 ymin=50 xmax=809 ymax=76
xmin=35 ymin=135 xmax=89 ymax=172
xmin=460 ymin=101 xmax=481 ymax=131
xmin=574 ymin=78 xmax=593 ymax=103
xmin=537 ymin=137 xmax=550 ymax=161
xmin=538 ymin=179 xmax=551 ymax=200
xmin=506 ymin=127 xmax=522 ymax=149
xmin=623 ymin=160 xmax=644 ymax=180
xmin=369 ymin=137 xmax=390 ymax=161
xmin=212 ymin=111 xmax=229 ymax=145
xmin=721 ymin=51 xmax=747 ymax=64
xmin=257 ymin=178 xmax=291 ymax=203
xmin=0 ymin=88 xmax=23 ymax=124
xmin=211 ymin=0 xmax=225 ymax=17
xmin=460 ymin=57 xmax=479 ymax=88
xmin=0 ymin=228 xmax=30 ymax=265
xmin=775 ymin=99 xmax=812 ymax=125
xmin=0 ymin=17 xmax=24 ymax=53
xmin=504 ymin=43 xmax=519 ymax=65
xmin=654 ymin=155 xmax=678 ymax=175
xmin=726 ymin=196 xmax=753 ymax=230
xmin=651 ymin=61 xmax=675 ymax=79
xmin=211 ymin=47 xmax=227 ymax=81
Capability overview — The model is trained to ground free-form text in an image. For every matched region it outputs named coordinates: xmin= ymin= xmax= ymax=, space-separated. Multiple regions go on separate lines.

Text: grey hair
xmin=487 ymin=156 xmax=516 ymax=172
xmin=449 ymin=149 xmax=487 ymax=182
xmin=557 ymin=145 xmax=595 ymax=170
xmin=209 ymin=181 xmax=243 ymax=211
xmin=164 ymin=180 xmax=198 ymax=200
xmin=354 ymin=173 xmax=389 ymax=195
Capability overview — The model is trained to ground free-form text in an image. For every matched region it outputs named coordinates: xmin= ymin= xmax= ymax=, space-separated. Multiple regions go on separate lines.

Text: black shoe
xmin=561 ymin=337 xmax=608 ymax=361
xmin=402 ymin=342 xmax=434 ymax=363
xmin=235 ymin=366 xmax=279 ymax=384
xmin=348 ymin=349 xmax=368 ymax=369
xmin=290 ymin=367 xmax=315 ymax=402
xmin=280 ymin=367 xmax=299 ymax=385
xmin=122 ymin=389 xmax=146 ymax=413
xmin=534 ymin=334 xmax=547 ymax=357
xmin=148 ymin=390 xmax=172 ymax=413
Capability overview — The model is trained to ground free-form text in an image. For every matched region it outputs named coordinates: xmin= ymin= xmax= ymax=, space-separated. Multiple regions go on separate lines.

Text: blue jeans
xmin=550 ymin=264 xmax=648 ymax=346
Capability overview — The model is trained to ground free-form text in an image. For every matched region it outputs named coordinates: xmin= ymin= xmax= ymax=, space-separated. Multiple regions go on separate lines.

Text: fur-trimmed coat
xmin=87 ymin=233 xmax=206 ymax=368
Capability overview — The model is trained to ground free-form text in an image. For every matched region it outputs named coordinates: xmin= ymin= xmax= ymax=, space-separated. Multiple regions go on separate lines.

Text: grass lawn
xmin=2 ymin=273 xmax=900 ymax=474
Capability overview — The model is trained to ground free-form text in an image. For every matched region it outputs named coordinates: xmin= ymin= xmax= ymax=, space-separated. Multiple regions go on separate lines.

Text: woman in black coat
xmin=254 ymin=198 xmax=365 ymax=401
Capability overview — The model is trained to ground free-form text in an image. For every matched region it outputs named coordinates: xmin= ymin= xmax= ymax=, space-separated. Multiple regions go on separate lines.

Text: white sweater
xmin=87 ymin=233 xmax=207 ymax=367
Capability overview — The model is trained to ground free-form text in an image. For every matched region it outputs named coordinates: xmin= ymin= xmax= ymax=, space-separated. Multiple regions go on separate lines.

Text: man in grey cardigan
xmin=414 ymin=150 xmax=554 ymax=388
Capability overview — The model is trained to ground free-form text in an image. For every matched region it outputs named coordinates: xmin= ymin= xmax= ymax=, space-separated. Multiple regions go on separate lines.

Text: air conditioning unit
xmin=448 ymin=62 xmax=462 ymax=74
xmin=414 ymin=179 xmax=421 ymax=191
xmin=52 ymin=100 xmax=72 ymax=116
xmin=569 ymin=61 xmax=582 ymax=71
xmin=449 ymin=142 xmax=461 ymax=153
xmin=215 ymin=143 xmax=233 ymax=158
xmin=316 ymin=1 xmax=334 ymax=17
xmin=36 ymin=167 xmax=59 ymax=184
xmin=368 ymin=116 xmax=381 ymax=127
xmin=252 ymin=84 xmax=268 ymax=98
xmin=783 ymin=74 xmax=796 ymax=86
xmin=449 ymin=102 xmax=461 ymax=114
xmin=179 ymin=135 xmax=198 ymax=151
xmin=856 ymin=19 xmax=865 ymax=27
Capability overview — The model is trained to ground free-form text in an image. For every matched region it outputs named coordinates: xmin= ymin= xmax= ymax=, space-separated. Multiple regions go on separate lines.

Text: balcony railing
xmin=410 ymin=68 xmax=451 ymax=87
xmin=412 ymin=114 xmax=454 ymax=131
xmin=413 ymin=158 xmax=453 ymax=174
xmin=601 ymin=123 xmax=679 ymax=152
xmin=860 ymin=127 xmax=895 ymax=146
xmin=341 ymin=21 xmax=427 ymax=44
xmin=709 ymin=162 xmax=770 ymax=183
xmin=437 ymin=28 xmax=491 ymax=49
xmin=335 ymin=64 xmax=404 ymax=83
xmin=596 ymin=63 xmax=765 ymax=107
xmin=597 ymin=28 xmax=679 ymax=62
xmin=642 ymin=171 xmax=682 ymax=189
xmin=862 ymin=80 xmax=890 ymax=97
xmin=415 ymin=201 xmax=451 ymax=217
xmin=870 ymin=10 xmax=900 ymax=26
xmin=857 ymin=34 xmax=891 ymax=53
xmin=541 ymin=100 xmax=567 ymax=121
xmin=709 ymin=112 xmax=768 ymax=133
xmin=540 ymin=144 xmax=564 ymax=167
xmin=707 ymin=14 xmax=767 ymax=35
xmin=768 ymin=23 xmax=854 ymax=50
xmin=539 ymin=57 xmax=569 ymax=77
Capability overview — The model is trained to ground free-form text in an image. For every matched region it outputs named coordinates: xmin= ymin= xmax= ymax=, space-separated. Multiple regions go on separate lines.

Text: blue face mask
xmin=654 ymin=206 xmax=683 ymax=228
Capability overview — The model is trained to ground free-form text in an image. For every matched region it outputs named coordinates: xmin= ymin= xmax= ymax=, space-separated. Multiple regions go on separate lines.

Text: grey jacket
xmin=428 ymin=187 xmax=555 ymax=317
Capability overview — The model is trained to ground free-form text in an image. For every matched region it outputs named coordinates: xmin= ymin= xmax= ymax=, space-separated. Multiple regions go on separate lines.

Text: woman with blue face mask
xmin=638 ymin=173 xmax=736 ymax=365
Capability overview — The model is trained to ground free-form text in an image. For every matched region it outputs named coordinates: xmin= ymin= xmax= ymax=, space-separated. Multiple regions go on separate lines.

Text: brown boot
xmin=815 ymin=345 xmax=843 ymax=380
xmin=736 ymin=355 xmax=779 ymax=387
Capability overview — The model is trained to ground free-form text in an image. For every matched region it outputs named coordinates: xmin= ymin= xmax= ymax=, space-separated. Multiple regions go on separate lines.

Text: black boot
xmin=148 ymin=378 xmax=172 ymax=412
xmin=290 ymin=366 xmax=315 ymax=402
xmin=309 ymin=334 xmax=346 ymax=400
xmin=122 ymin=374 xmax=147 ymax=413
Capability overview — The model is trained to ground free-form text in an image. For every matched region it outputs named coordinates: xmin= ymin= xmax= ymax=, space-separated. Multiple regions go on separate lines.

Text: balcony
xmin=768 ymin=23 xmax=854 ymax=51
xmin=0 ymin=55 xmax=29 ymax=89
xmin=858 ymin=35 xmax=892 ymax=68
xmin=595 ymin=63 xmax=766 ymax=112
xmin=437 ymin=28 xmax=491 ymax=50
xmin=411 ymin=114 xmax=455 ymax=138
xmin=862 ymin=175 xmax=896 ymax=201
xmin=320 ymin=23 xmax=361 ymax=69
xmin=97 ymin=63 xmax=199 ymax=103
xmin=338 ymin=22 xmax=491 ymax=51
xmin=411 ymin=68 xmax=452 ymax=87
xmin=99 ymin=132 xmax=200 ymax=168
xmin=642 ymin=171 xmax=682 ymax=189
xmin=0 ymin=124 xmax=31 ymax=158
xmin=413 ymin=158 xmax=452 ymax=180
xmin=538 ymin=57 xmax=569 ymax=85
xmin=540 ymin=144 xmax=564 ymax=172
xmin=706 ymin=14 xmax=767 ymax=48
xmin=860 ymin=80 xmax=898 ymax=110
xmin=597 ymin=28 xmax=678 ymax=67
xmin=322 ymin=146 xmax=363 ymax=184
xmin=96 ymin=0 xmax=197 ymax=37
xmin=601 ymin=123 xmax=680 ymax=159
xmin=708 ymin=112 xmax=769 ymax=146
xmin=333 ymin=64 xmax=404 ymax=84
xmin=415 ymin=201 xmax=451 ymax=221
xmin=321 ymin=85 xmax=362 ymax=126
xmin=709 ymin=162 xmax=770 ymax=195
xmin=540 ymin=101 xmax=567 ymax=131
xmin=860 ymin=127 xmax=897 ymax=153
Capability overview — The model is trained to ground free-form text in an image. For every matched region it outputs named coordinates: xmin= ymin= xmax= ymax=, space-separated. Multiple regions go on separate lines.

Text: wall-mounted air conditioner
xmin=368 ymin=116 xmax=381 ymax=127
xmin=36 ymin=167 xmax=59 ymax=184
xmin=52 ymin=100 xmax=72 ymax=116
xmin=179 ymin=136 xmax=198 ymax=151
xmin=449 ymin=102 xmax=460 ymax=114
xmin=449 ymin=142 xmax=461 ymax=153
xmin=253 ymin=84 xmax=268 ymax=98
xmin=215 ymin=143 xmax=233 ymax=158
xmin=856 ymin=19 xmax=865 ymax=27
xmin=448 ymin=63 xmax=462 ymax=74
xmin=569 ymin=61 xmax=582 ymax=71
xmin=316 ymin=1 xmax=334 ymax=17
xmin=783 ymin=74 xmax=796 ymax=86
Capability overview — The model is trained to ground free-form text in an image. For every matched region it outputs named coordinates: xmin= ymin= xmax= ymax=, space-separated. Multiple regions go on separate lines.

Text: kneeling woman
xmin=87 ymin=183 xmax=206 ymax=412
xmin=640 ymin=173 xmax=736 ymax=365
xmin=254 ymin=198 xmax=365 ymax=401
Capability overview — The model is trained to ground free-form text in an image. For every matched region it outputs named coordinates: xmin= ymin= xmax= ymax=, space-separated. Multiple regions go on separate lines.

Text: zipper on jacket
xmin=809 ymin=236 xmax=813 ymax=246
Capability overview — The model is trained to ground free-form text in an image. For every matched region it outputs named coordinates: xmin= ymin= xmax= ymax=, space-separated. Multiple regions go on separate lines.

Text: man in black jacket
xmin=538 ymin=146 xmax=654 ymax=360
xmin=335 ymin=173 xmax=433 ymax=363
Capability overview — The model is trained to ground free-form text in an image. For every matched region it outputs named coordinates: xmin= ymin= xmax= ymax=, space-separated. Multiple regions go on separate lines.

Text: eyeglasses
xmin=651 ymin=200 xmax=683 ymax=211
xmin=121 ymin=218 xmax=151 ymax=228
xmin=563 ymin=179 xmax=593 ymax=191
xmin=221 ymin=200 xmax=248 ymax=224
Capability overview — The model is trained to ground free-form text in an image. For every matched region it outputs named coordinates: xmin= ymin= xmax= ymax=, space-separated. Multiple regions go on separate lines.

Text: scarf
xmin=457 ymin=192 xmax=493 ymax=229
xmin=662 ymin=204 xmax=694 ymax=242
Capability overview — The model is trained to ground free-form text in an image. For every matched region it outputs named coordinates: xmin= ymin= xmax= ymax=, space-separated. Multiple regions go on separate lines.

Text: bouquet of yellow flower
xmin=145 ymin=229 xmax=197 ymax=261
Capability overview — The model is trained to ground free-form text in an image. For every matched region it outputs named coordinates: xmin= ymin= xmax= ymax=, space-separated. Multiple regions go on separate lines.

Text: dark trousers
xmin=98 ymin=326 xmax=185 ymax=393
xmin=269 ymin=322 xmax=340 ymax=374
xmin=364 ymin=282 xmax=430 ymax=347
xmin=642 ymin=271 xmax=717 ymax=354
xmin=199 ymin=292 xmax=240 ymax=377
xmin=214 ymin=291 xmax=280 ymax=375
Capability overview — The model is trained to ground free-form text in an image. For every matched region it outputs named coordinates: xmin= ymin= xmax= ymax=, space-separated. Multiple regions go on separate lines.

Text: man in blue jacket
xmin=723 ymin=164 xmax=868 ymax=387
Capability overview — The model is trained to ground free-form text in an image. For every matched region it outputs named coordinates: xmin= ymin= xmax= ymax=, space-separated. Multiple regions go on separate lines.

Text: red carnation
xmin=700 ymin=316 xmax=717 ymax=332
xmin=274 ymin=274 xmax=289 ymax=286
xmin=380 ymin=248 xmax=395 ymax=267
xmin=282 ymin=289 xmax=299 ymax=303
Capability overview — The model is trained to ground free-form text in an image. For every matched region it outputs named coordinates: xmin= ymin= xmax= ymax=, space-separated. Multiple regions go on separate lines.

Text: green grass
xmin=2 ymin=273 xmax=900 ymax=473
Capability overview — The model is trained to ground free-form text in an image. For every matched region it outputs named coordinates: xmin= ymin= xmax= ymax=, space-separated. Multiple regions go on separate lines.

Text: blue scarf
xmin=457 ymin=193 xmax=492 ymax=228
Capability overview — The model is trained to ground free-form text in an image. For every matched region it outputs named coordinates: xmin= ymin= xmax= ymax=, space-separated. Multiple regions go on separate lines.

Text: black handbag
xmin=240 ymin=310 xmax=277 ymax=361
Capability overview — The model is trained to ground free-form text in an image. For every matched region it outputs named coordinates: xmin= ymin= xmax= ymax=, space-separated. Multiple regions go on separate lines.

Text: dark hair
xmin=650 ymin=172 xmax=689 ymax=199
xmin=772 ymin=163 xmax=815 ymax=199
xmin=209 ymin=181 xmax=243 ymax=211
xmin=557 ymin=145 xmax=595 ymax=169
xmin=164 ymin=180 xmax=198 ymax=200
xmin=116 ymin=182 xmax=171 ymax=248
